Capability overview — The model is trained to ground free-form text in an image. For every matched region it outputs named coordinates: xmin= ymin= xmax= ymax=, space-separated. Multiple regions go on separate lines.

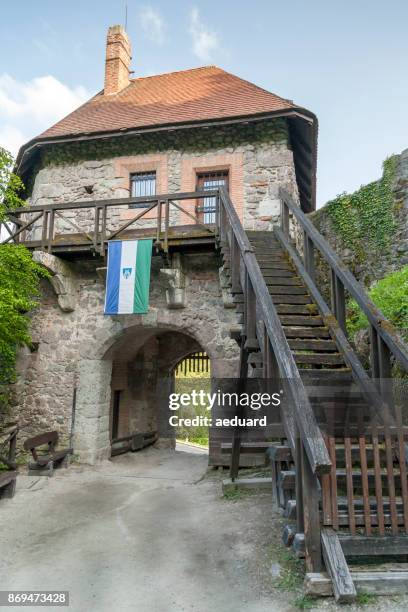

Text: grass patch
xmin=356 ymin=591 xmax=378 ymax=606
xmin=222 ymin=487 xmax=255 ymax=501
xmin=294 ymin=595 xmax=316 ymax=609
xmin=274 ymin=548 xmax=305 ymax=591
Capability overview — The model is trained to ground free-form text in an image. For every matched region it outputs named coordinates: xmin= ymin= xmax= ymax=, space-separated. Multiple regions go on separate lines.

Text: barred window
xmin=130 ymin=171 xmax=156 ymax=207
xmin=196 ymin=170 xmax=229 ymax=224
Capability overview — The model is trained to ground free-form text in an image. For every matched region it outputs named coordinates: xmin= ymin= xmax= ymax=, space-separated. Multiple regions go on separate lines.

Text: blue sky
xmin=1 ymin=0 xmax=407 ymax=206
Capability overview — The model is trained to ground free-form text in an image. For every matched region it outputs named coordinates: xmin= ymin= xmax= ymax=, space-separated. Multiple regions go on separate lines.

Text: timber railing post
xmin=41 ymin=210 xmax=49 ymax=250
xmin=156 ymin=199 xmax=162 ymax=247
xmin=101 ymin=204 xmax=107 ymax=256
xmin=47 ymin=208 xmax=55 ymax=253
xmin=303 ymin=231 xmax=315 ymax=281
xmin=230 ymin=235 xmax=241 ymax=293
xmin=94 ymin=206 xmax=102 ymax=253
xmin=244 ymin=271 xmax=257 ymax=349
xmin=302 ymin=443 xmax=322 ymax=571
xmin=164 ymin=199 xmax=170 ymax=253
xmin=281 ymin=199 xmax=290 ymax=237
xmin=330 ymin=270 xmax=347 ymax=335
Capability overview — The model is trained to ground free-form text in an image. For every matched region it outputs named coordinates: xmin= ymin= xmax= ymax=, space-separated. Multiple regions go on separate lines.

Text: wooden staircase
xmin=216 ymin=185 xmax=408 ymax=601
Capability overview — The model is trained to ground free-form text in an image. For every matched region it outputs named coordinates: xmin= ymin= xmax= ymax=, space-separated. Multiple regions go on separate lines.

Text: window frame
xmin=129 ymin=170 xmax=157 ymax=208
xmin=195 ymin=169 xmax=229 ymax=224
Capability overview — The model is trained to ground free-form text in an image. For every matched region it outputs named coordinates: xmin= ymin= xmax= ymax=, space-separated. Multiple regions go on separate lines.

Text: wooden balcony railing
xmin=1 ymin=190 xmax=220 ymax=255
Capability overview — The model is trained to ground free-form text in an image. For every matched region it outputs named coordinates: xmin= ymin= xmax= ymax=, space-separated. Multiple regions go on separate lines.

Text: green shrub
xmin=347 ymin=266 xmax=408 ymax=339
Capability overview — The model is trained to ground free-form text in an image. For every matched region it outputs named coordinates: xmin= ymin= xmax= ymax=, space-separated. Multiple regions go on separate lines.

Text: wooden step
xmin=279 ymin=315 xmax=324 ymax=326
xmin=259 ymin=262 xmax=293 ymax=271
xmin=260 ymin=269 xmax=296 ymax=278
xmin=276 ymin=304 xmax=319 ymax=315
xmin=266 ymin=294 xmax=312 ymax=304
xmin=294 ymin=353 xmax=345 ymax=366
xmin=256 ymin=256 xmax=288 ymax=263
xmin=288 ymin=338 xmax=337 ymax=351
xmin=283 ymin=326 xmax=331 ymax=339
xmin=266 ymin=277 xmax=303 ymax=286
xmin=269 ymin=286 xmax=309 ymax=295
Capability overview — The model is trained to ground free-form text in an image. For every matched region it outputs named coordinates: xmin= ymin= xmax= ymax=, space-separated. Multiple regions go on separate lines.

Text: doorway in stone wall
xmin=103 ymin=327 xmax=212 ymax=458
xmin=172 ymin=352 xmax=211 ymax=449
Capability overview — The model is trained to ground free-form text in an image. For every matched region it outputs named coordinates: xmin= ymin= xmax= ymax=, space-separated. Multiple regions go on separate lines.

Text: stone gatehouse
xmin=13 ymin=25 xmax=318 ymax=464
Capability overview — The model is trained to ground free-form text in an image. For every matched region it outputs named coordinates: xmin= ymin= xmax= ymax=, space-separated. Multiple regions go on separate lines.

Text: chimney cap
xmin=107 ymin=24 xmax=129 ymax=38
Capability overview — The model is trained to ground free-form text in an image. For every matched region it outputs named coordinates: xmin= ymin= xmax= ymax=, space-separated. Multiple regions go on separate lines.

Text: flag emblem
xmin=104 ymin=239 xmax=153 ymax=315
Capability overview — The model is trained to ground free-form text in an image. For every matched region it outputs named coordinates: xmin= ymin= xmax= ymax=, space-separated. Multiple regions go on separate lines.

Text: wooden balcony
xmin=2 ymin=190 xmax=220 ymax=259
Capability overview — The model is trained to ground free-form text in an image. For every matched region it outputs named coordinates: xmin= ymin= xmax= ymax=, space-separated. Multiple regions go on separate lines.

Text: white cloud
xmin=189 ymin=8 xmax=219 ymax=62
xmin=140 ymin=7 xmax=165 ymax=45
xmin=0 ymin=74 xmax=89 ymax=157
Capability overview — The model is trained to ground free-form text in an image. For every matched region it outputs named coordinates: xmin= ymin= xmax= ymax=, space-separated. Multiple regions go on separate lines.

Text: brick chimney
xmin=104 ymin=25 xmax=132 ymax=95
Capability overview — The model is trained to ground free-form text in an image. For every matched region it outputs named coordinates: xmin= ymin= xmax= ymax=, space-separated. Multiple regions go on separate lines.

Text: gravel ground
xmin=0 ymin=448 xmax=407 ymax=612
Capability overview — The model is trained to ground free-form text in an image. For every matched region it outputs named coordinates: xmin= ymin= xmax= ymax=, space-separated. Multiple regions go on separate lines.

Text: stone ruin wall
xmin=308 ymin=148 xmax=408 ymax=288
xmin=14 ymin=251 xmax=240 ymax=459
xmin=25 ymin=118 xmax=299 ymax=239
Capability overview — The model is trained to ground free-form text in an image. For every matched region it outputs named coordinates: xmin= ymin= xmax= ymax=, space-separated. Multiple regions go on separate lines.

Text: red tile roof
xmin=38 ymin=66 xmax=301 ymax=139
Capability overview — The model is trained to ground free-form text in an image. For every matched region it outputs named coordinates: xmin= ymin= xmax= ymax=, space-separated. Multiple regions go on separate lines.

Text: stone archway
xmin=73 ymin=317 xmax=238 ymax=464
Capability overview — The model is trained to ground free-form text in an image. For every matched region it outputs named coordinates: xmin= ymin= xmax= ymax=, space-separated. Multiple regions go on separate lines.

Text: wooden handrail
xmin=279 ymin=188 xmax=408 ymax=372
xmin=275 ymin=226 xmax=392 ymax=420
xmin=3 ymin=189 xmax=220 ymax=253
xmin=218 ymin=186 xmax=331 ymax=475
xmin=7 ymin=190 xmax=220 ymax=215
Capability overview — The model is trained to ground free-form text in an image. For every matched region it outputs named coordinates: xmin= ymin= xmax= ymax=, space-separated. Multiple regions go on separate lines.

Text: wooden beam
xmin=321 ymin=528 xmax=356 ymax=603
xmin=279 ymin=188 xmax=408 ymax=372
xmin=339 ymin=534 xmax=408 ymax=557
xmin=306 ymin=570 xmax=408 ymax=597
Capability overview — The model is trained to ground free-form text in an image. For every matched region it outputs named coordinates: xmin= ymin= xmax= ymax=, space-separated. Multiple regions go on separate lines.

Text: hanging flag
xmin=104 ymin=239 xmax=153 ymax=315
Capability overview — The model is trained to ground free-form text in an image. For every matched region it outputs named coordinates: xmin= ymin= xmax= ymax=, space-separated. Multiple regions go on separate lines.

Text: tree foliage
xmin=0 ymin=146 xmax=48 ymax=413
xmin=347 ymin=265 xmax=408 ymax=340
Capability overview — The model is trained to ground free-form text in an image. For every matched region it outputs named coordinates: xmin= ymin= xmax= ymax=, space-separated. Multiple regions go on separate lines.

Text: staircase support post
xmin=301 ymin=444 xmax=322 ymax=572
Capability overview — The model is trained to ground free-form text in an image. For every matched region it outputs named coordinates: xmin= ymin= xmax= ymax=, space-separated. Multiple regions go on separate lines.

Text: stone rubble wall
xmin=25 ymin=119 xmax=298 ymax=239
xmin=15 ymin=252 xmax=240 ymax=459
xmin=308 ymin=149 xmax=408 ymax=288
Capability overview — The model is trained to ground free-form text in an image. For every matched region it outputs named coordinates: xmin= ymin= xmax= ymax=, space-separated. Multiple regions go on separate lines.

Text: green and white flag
xmin=104 ymin=239 xmax=153 ymax=314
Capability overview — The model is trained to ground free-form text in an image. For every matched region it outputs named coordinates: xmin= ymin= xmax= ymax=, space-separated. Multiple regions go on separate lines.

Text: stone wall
xmin=15 ymin=251 xmax=240 ymax=463
xmin=26 ymin=119 xmax=298 ymax=236
xmin=309 ymin=149 xmax=408 ymax=288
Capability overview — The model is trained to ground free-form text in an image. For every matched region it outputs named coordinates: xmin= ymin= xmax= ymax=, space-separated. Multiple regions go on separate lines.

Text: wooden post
xmin=101 ymin=204 xmax=107 ymax=257
xmin=220 ymin=197 xmax=227 ymax=243
xmin=295 ymin=434 xmax=305 ymax=534
xmin=156 ymin=199 xmax=162 ymax=247
xmin=47 ymin=209 xmax=55 ymax=253
xmin=331 ymin=271 xmax=346 ymax=334
xmin=303 ymin=232 xmax=315 ymax=281
xmin=370 ymin=326 xmax=380 ymax=381
xmin=41 ymin=211 xmax=49 ymax=250
xmin=282 ymin=201 xmax=290 ymax=237
xmin=164 ymin=199 xmax=170 ymax=253
xmin=302 ymin=444 xmax=322 ymax=571
xmin=231 ymin=235 xmax=241 ymax=293
xmin=230 ymin=347 xmax=248 ymax=481
xmin=245 ymin=272 xmax=257 ymax=347
xmin=94 ymin=206 xmax=101 ymax=253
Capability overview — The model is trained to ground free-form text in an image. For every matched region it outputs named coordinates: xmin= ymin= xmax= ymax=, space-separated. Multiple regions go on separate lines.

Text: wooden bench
xmin=0 ymin=423 xmax=18 ymax=499
xmin=23 ymin=431 xmax=73 ymax=476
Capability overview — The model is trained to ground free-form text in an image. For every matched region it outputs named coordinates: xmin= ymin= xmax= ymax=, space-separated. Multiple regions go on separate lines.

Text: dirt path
xmin=0 ymin=448 xmax=407 ymax=612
